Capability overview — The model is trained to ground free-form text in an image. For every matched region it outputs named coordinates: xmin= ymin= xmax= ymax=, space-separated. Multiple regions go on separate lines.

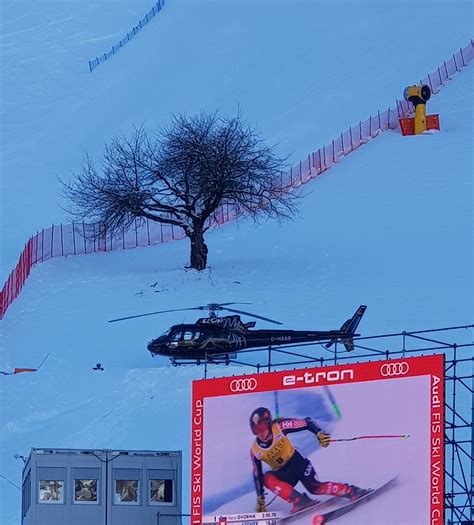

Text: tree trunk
xmin=188 ymin=226 xmax=208 ymax=270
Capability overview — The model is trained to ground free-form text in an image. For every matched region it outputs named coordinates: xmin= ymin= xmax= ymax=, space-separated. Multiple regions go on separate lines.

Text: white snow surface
xmin=0 ymin=0 xmax=473 ymax=524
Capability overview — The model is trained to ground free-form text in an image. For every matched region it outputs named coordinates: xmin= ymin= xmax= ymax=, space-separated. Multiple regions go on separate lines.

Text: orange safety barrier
xmin=399 ymin=114 xmax=441 ymax=136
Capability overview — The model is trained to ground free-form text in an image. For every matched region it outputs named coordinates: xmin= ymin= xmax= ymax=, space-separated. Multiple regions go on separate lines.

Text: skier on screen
xmin=250 ymin=407 xmax=370 ymax=514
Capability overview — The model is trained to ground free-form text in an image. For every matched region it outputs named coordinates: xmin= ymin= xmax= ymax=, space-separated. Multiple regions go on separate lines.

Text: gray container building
xmin=21 ymin=448 xmax=182 ymax=525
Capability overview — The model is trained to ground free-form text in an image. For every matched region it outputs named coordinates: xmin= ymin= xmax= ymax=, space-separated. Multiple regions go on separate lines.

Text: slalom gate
xmin=1 ymin=40 xmax=473 ymax=319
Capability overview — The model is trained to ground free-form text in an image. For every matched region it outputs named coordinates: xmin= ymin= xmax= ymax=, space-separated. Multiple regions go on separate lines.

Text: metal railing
xmin=200 ymin=323 xmax=473 ymax=525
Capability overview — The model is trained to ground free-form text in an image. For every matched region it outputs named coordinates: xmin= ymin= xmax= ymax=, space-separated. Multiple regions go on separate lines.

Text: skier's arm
xmin=277 ymin=417 xmax=331 ymax=447
xmin=250 ymin=449 xmax=265 ymax=496
xmin=250 ymin=449 xmax=267 ymax=512
xmin=277 ymin=417 xmax=322 ymax=435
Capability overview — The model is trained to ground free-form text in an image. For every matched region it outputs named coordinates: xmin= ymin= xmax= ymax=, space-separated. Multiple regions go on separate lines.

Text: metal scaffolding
xmin=200 ymin=324 xmax=473 ymax=525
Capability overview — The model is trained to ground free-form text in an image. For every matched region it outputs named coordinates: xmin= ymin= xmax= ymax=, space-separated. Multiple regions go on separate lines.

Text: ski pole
xmin=329 ymin=434 xmax=410 ymax=442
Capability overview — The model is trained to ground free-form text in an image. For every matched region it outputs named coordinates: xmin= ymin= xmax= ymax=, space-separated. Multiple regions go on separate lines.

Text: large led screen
xmin=191 ymin=355 xmax=444 ymax=525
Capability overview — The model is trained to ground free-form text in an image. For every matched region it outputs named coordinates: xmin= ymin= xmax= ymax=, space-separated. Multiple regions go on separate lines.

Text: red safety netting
xmin=1 ymin=40 xmax=473 ymax=319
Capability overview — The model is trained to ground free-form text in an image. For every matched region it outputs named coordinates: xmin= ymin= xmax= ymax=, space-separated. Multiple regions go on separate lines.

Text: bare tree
xmin=62 ymin=112 xmax=298 ymax=270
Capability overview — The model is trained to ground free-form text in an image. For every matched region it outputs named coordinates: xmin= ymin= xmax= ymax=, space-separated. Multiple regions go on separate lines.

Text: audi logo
xmin=380 ymin=362 xmax=409 ymax=377
xmin=230 ymin=378 xmax=257 ymax=392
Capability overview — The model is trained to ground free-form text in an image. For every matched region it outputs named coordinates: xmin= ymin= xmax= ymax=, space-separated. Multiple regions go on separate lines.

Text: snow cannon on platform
xmin=399 ymin=84 xmax=440 ymax=135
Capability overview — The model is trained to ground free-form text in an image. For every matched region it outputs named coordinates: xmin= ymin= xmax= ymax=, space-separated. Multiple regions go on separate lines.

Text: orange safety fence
xmin=1 ymin=40 xmax=473 ymax=320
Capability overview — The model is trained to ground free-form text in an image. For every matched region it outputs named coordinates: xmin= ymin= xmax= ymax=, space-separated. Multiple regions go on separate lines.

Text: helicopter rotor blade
xmin=222 ymin=307 xmax=282 ymax=325
xmin=109 ymin=302 xmax=262 ymax=323
xmin=218 ymin=302 xmax=253 ymax=306
xmin=108 ymin=307 xmax=201 ymax=323
xmin=199 ymin=302 xmax=253 ymax=310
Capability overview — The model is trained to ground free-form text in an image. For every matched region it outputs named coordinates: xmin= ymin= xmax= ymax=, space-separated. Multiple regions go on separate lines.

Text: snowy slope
xmin=1 ymin=0 xmax=472 ymax=278
xmin=0 ymin=1 xmax=473 ymax=524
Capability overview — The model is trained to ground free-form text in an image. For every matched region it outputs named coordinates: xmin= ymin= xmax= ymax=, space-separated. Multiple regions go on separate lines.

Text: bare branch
xmin=60 ymin=112 xmax=299 ymax=269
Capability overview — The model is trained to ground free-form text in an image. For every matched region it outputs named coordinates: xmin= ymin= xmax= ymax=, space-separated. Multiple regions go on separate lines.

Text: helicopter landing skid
xmin=170 ymin=354 xmax=236 ymax=367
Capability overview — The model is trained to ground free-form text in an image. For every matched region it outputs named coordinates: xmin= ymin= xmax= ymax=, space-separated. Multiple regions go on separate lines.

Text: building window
xmin=150 ymin=479 xmax=174 ymax=504
xmin=38 ymin=480 xmax=64 ymax=504
xmin=74 ymin=479 xmax=98 ymax=503
xmin=114 ymin=479 xmax=139 ymax=504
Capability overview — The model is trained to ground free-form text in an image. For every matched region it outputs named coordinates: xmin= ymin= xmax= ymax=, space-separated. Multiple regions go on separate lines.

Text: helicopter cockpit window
xmin=169 ymin=331 xmax=182 ymax=346
xmin=183 ymin=331 xmax=194 ymax=341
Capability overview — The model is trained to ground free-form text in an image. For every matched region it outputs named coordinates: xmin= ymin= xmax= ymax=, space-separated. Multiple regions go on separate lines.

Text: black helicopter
xmin=109 ymin=303 xmax=367 ymax=364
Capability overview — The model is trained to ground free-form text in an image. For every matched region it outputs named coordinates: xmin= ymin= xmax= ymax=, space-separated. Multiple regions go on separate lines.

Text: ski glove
xmin=316 ymin=430 xmax=331 ymax=447
xmin=256 ymin=495 xmax=267 ymax=512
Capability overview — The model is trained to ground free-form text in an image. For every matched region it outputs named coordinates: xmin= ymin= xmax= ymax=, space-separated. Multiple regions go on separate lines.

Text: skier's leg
xmin=300 ymin=460 xmax=368 ymax=500
xmin=263 ymin=471 xmax=297 ymax=501
xmin=264 ymin=471 xmax=316 ymax=513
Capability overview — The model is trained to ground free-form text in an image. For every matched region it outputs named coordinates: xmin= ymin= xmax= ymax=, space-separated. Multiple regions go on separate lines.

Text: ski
xmin=277 ymin=497 xmax=340 ymax=523
xmin=277 ymin=476 xmax=397 ymax=524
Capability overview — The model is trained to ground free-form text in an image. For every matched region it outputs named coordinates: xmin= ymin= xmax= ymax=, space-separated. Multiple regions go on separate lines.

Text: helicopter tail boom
xmin=325 ymin=305 xmax=367 ymax=352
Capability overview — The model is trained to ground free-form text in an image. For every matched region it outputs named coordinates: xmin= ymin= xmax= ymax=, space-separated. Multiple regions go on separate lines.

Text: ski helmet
xmin=249 ymin=407 xmax=272 ymax=435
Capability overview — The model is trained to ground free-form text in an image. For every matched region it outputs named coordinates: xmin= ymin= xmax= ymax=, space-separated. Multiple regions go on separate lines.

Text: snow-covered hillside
xmin=0 ymin=1 xmax=472 ymax=524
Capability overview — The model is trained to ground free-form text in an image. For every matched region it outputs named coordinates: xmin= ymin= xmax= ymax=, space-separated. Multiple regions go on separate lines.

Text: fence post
xmin=72 ymin=223 xmax=77 ymax=255
xmin=332 ymin=140 xmax=335 ymax=163
xmin=427 ymin=73 xmax=434 ymax=93
xmin=452 ymin=53 xmax=458 ymax=71
xmin=50 ymin=224 xmax=55 ymax=258
xmin=349 ymin=126 xmax=353 ymax=150
xmin=460 ymin=47 xmax=465 ymax=67
xmin=444 ymin=61 xmax=450 ymax=80
xmin=82 ymin=222 xmax=87 ymax=254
